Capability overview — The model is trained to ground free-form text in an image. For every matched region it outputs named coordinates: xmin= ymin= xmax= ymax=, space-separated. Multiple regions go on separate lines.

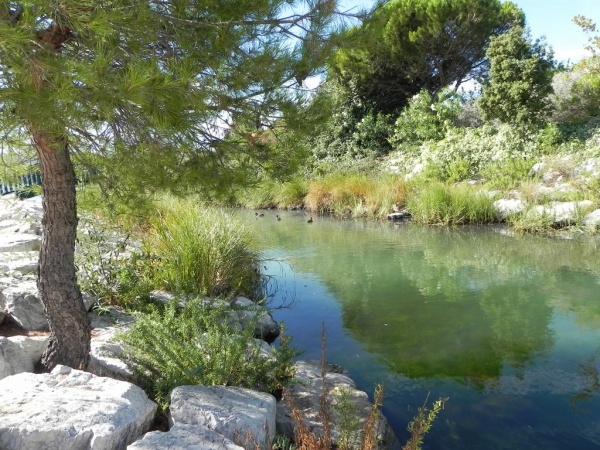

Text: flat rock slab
xmin=0 ymin=365 xmax=157 ymax=450
xmin=128 ymin=424 xmax=244 ymax=450
xmin=0 ymin=251 xmax=38 ymax=275
xmin=170 ymin=385 xmax=276 ymax=449
xmin=0 ymin=233 xmax=41 ymax=252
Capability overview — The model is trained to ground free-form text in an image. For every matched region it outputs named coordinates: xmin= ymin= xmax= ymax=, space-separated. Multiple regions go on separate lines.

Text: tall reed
xmin=407 ymin=182 xmax=496 ymax=225
xmin=145 ymin=198 xmax=262 ymax=298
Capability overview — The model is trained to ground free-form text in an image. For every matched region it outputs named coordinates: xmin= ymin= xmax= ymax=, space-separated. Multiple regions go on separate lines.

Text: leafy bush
xmin=144 ymin=199 xmax=262 ymax=298
xmin=117 ymin=298 xmax=298 ymax=408
xmin=480 ymin=158 xmax=536 ymax=190
xmin=407 ymin=182 xmax=496 ymax=225
xmin=391 ymin=89 xmax=462 ymax=152
xmin=76 ymin=219 xmax=148 ymax=310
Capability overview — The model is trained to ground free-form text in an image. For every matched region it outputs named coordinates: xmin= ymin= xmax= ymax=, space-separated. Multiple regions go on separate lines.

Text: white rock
xmin=0 ymin=280 xmax=47 ymax=331
xmin=277 ymin=361 xmax=396 ymax=450
xmin=583 ymin=209 xmax=600 ymax=227
xmin=0 ymin=365 xmax=157 ymax=450
xmin=0 ymin=251 xmax=38 ymax=275
xmin=493 ymin=199 xmax=526 ymax=220
xmin=530 ymin=162 xmax=544 ymax=176
xmin=128 ymin=424 xmax=244 ymax=450
xmin=0 ymin=335 xmax=48 ymax=379
xmin=0 ymin=233 xmax=41 ymax=252
xmin=88 ymin=323 xmax=134 ymax=381
xmin=230 ymin=297 xmax=280 ymax=343
xmin=574 ymin=158 xmax=600 ymax=177
xmin=169 ymin=386 xmax=276 ymax=450
xmin=531 ymin=201 xmax=594 ymax=225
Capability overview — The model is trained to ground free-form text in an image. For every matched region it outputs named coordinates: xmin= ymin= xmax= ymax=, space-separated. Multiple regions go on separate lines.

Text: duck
xmin=307 ymin=217 xmax=313 ymax=223
xmin=276 ymin=215 xmax=281 ymax=221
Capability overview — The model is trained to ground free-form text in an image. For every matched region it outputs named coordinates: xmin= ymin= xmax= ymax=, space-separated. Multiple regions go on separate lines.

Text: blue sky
xmin=339 ymin=0 xmax=600 ymax=63
xmin=514 ymin=0 xmax=599 ymax=62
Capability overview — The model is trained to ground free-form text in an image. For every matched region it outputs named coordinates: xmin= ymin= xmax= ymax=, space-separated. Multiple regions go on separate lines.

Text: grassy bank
xmin=228 ymin=120 xmax=600 ymax=233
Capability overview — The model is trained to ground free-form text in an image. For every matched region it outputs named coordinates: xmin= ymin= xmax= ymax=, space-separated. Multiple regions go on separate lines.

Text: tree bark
xmin=32 ymin=131 xmax=91 ymax=372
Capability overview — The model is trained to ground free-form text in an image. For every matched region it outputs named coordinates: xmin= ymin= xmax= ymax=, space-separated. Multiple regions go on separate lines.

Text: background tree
xmin=551 ymin=16 xmax=600 ymax=123
xmin=0 ymin=0 xmax=339 ymax=371
xmin=478 ymin=26 xmax=555 ymax=127
xmin=329 ymin=0 xmax=524 ymax=116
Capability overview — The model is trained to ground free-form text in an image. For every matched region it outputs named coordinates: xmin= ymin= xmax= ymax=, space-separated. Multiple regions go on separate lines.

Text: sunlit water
xmin=235 ymin=209 xmax=600 ymax=450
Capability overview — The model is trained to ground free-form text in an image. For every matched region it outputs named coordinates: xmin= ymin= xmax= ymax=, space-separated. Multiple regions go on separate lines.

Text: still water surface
xmin=237 ymin=209 xmax=600 ymax=450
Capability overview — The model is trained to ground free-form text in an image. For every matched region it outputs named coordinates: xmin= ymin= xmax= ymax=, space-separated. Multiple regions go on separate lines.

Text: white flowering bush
xmin=387 ymin=123 xmax=540 ymax=179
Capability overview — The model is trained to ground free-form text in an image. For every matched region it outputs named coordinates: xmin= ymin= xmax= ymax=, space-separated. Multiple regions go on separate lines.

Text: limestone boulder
xmin=230 ymin=296 xmax=280 ymax=343
xmin=493 ymin=199 xmax=526 ymax=220
xmin=0 ymin=251 xmax=38 ymax=275
xmin=583 ymin=209 xmax=600 ymax=228
xmin=0 ymin=335 xmax=48 ymax=379
xmin=169 ymin=385 xmax=276 ymax=449
xmin=0 ymin=365 xmax=157 ymax=450
xmin=0 ymin=233 xmax=41 ymax=252
xmin=277 ymin=360 xmax=396 ymax=450
xmin=87 ymin=308 xmax=136 ymax=381
xmin=0 ymin=279 xmax=47 ymax=331
xmin=128 ymin=424 xmax=244 ymax=450
xmin=531 ymin=200 xmax=594 ymax=226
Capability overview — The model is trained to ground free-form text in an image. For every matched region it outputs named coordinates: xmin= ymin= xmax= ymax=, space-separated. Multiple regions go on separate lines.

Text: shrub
xmin=144 ymin=199 xmax=262 ymax=298
xmin=391 ymin=89 xmax=462 ymax=152
xmin=117 ymin=298 xmax=298 ymax=408
xmin=480 ymin=158 xmax=536 ymax=190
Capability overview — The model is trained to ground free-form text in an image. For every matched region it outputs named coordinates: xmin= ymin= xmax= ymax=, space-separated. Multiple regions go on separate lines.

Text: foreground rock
xmin=87 ymin=308 xmax=136 ymax=381
xmin=128 ymin=424 xmax=244 ymax=450
xmin=0 ymin=365 xmax=157 ymax=450
xmin=169 ymin=385 xmax=276 ymax=449
xmin=277 ymin=360 xmax=396 ymax=450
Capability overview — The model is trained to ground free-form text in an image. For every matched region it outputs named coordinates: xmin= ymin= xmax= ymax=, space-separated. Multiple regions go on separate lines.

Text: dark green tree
xmin=0 ymin=0 xmax=338 ymax=371
xmin=329 ymin=0 xmax=524 ymax=116
xmin=478 ymin=26 xmax=555 ymax=126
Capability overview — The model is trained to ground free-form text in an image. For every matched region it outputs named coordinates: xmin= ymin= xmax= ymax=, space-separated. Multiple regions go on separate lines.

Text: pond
xmin=237 ymin=209 xmax=600 ymax=450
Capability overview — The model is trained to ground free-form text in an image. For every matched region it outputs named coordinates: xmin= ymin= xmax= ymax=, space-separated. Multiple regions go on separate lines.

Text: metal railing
xmin=0 ymin=172 xmax=42 ymax=196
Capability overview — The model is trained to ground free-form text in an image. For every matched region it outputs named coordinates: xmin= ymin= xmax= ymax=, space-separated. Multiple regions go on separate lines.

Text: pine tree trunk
xmin=32 ymin=131 xmax=91 ymax=371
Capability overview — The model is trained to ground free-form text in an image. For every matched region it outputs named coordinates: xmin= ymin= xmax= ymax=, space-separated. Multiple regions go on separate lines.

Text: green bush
xmin=407 ymin=182 xmax=496 ymax=225
xmin=480 ymin=158 xmax=536 ymax=190
xmin=117 ymin=298 xmax=298 ymax=408
xmin=391 ymin=89 xmax=461 ymax=152
xmin=145 ymin=199 xmax=262 ymax=298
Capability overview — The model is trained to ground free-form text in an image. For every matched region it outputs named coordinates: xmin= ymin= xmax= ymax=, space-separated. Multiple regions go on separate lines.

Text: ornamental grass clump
xmin=145 ymin=200 xmax=262 ymax=298
xmin=407 ymin=182 xmax=496 ymax=225
xmin=304 ymin=174 xmax=409 ymax=219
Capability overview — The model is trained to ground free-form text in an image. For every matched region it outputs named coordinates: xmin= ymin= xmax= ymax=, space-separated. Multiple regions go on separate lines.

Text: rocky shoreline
xmin=0 ymin=194 xmax=396 ymax=450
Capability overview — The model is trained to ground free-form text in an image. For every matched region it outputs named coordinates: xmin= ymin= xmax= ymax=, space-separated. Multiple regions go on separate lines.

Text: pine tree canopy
xmin=0 ymin=0 xmax=341 ymax=196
